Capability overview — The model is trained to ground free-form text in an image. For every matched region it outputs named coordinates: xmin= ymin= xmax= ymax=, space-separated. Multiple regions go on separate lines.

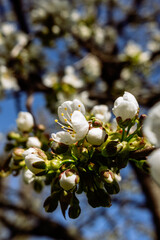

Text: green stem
xmin=121 ymin=128 xmax=125 ymax=141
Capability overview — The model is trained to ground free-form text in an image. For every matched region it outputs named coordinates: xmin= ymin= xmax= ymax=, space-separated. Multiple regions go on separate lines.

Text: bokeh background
xmin=0 ymin=0 xmax=160 ymax=239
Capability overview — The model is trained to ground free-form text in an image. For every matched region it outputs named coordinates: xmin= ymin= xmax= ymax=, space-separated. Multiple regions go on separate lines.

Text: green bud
xmin=7 ymin=131 xmax=21 ymax=140
xmin=12 ymin=148 xmax=25 ymax=161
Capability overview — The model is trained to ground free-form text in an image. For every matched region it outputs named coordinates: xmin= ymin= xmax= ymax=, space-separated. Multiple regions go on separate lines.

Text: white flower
xmin=23 ymin=169 xmax=35 ymax=184
xmin=62 ymin=66 xmax=84 ymax=88
xmin=112 ymin=91 xmax=139 ymax=121
xmin=52 ymin=99 xmax=89 ymax=145
xmin=16 ymin=112 xmax=34 ymax=132
xmin=147 ymin=149 xmax=160 ymax=186
xmin=83 ymin=54 xmax=101 ymax=79
xmin=23 ymin=148 xmax=47 ymax=174
xmin=91 ymin=105 xmax=111 ymax=123
xmin=27 ymin=137 xmax=42 ymax=148
xmin=124 ymin=41 xmax=142 ymax=58
xmin=143 ymin=102 xmax=160 ymax=147
xmin=59 ymin=171 xmax=78 ymax=190
xmin=42 ymin=73 xmax=58 ymax=88
xmin=23 ymin=169 xmax=45 ymax=184
xmin=114 ymin=173 xmax=122 ymax=182
xmin=87 ymin=128 xmax=106 ymax=146
xmin=0 ymin=65 xmax=19 ymax=90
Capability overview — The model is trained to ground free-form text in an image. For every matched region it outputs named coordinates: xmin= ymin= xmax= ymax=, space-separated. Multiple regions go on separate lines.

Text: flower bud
xmin=112 ymin=91 xmax=139 ymax=122
xmin=100 ymin=169 xmax=114 ymax=183
xmin=12 ymin=148 xmax=25 ymax=161
xmin=16 ymin=112 xmax=34 ymax=132
xmin=59 ymin=170 xmax=79 ymax=191
xmin=23 ymin=148 xmax=47 ymax=174
xmin=86 ymin=127 xmax=107 ymax=145
xmin=23 ymin=169 xmax=35 ymax=184
xmin=7 ymin=131 xmax=21 ymax=140
xmin=26 ymin=137 xmax=42 ymax=148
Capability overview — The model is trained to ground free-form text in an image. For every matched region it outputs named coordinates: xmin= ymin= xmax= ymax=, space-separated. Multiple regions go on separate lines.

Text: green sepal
xmin=104 ymin=180 xmax=120 ymax=195
xmin=32 ymin=161 xmax=46 ymax=169
xmin=87 ymin=188 xmax=111 ymax=208
xmin=60 ymin=191 xmax=72 ymax=219
xmin=43 ymin=191 xmax=60 ymax=212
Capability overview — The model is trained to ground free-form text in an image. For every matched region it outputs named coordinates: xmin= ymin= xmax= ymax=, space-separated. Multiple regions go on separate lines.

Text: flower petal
xmin=58 ymin=101 xmax=73 ymax=125
xmin=71 ymin=111 xmax=89 ymax=140
xmin=52 ymin=131 xmax=76 ymax=145
xmin=71 ymin=99 xmax=86 ymax=115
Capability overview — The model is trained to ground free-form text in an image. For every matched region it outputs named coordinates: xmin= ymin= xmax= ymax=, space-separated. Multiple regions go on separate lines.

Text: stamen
xmin=78 ymin=105 xmax=81 ymax=107
xmin=61 ymin=113 xmax=64 ymax=116
xmin=55 ymin=119 xmax=73 ymax=131
xmin=64 ymin=118 xmax=67 ymax=122
xmin=70 ymin=113 xmax=72 ymax=116
xmin=64 ymin=107 xmax=67 ymax=110
xmin=55 ymin=119 xmax=58 ymax=122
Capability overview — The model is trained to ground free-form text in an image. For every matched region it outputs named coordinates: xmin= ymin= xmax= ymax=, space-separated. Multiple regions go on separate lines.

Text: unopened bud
xmin=12 ymin=148 xmax=25 ymax=161
xmin=87 ymin=127 xmax=107 ymax=145
xmin=59 ymin=170 xmax=79 ymax=191
xmin=7 ymin=131 xmax=21 ymax=140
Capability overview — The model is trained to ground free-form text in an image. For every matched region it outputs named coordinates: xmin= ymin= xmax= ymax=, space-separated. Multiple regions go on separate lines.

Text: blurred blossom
xmin=70 ymin=10 xmax=81 ymax=22
xmin=94 ymin=26 xmax=105 ymax=45
xmin=82 ymin=54 xmax=101 ymax=79
xmin=42 ymin=73 xmax=58 ymax=88
xmin=0 ymin=66 xmax=19 ymax=91
xmin=91 ymin=105 xmax=111 ymax=123
xmin=124 ymin=41 xmax=142 ymax=57
xmin=62 ymin=66 xmax=84 ymax=88
xmin=1 ymin=23 xmax=16 ymax=36
xmin=72 ymin=24 xmax=91 ymax=41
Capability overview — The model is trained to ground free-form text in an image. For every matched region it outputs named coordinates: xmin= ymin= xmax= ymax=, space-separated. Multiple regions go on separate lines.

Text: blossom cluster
xmin=1 ymin=91 xmax=160 ymax=219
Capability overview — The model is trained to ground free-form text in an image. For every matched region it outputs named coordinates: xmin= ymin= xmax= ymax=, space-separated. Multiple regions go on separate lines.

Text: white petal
xmin=52 ymin=131 xmax=76 ymax=145
xmin=23 ymin=148 xmax=37 ymax=158
xmin=87 ymin=128 xmax=106 ymax=145
xmin=25 ymin=154 xmax=45 ymax=174
xmin=123 ymin=91 xmax=139 ymax=108
xmin=59 ymin=172 xmax=77 ymax=190
xmin=113 ymin=101 xmax=137 ymax=121
xmin=71 ymin=111 xmax=89 ymax=139
xmin=58 ymin=101 xmax=73 ymax=125
xmin=71 ymin=99 xmax=86 ymax=115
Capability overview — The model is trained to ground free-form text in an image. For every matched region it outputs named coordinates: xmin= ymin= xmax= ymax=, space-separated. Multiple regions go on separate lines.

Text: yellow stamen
xmin=70 ymin=113 xmax=72 ymax=116
xmin=55 ymin=119 xmax=58 ymax=122
xmin=64 ymin=107 xmax=67 ymax=110
xmin=78 ymin=105 xmax=81 ymax=107
xmin=67 ymin=130 xmax=70 ymax=132
xmin=61 ymin=126 xmax=64 ymax=129
xmin=64 ymin=118 xmax=67 ymax=122
xmin=61 ymin=113 xmax=64 ymax=116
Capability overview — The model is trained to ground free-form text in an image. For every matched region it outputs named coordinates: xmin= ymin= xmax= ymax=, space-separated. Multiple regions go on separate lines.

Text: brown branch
xmin=0 ymin=200 xmax=85 ymax=240
xmin=129 ymin=147 xmax=156 ymax=160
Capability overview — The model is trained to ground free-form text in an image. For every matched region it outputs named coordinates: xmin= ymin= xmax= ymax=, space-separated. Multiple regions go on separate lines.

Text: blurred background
xmin=0 ymin=0 xmax=160 ymax=239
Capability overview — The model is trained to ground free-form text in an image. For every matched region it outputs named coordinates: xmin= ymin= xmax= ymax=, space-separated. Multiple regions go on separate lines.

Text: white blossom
xmin=27 ymin=137 xmax=42 ymax=148
xmin=52 ymin=99 xmax=89 ymax=145
xmin=62 ymin=66 xmax=84 ymax=88
xmin=143 ymin=102 xmax=160 ymax=147
xmin=23 ymin=169 xmax=45 ymax=184
xmin=42 ymin=73 xmax=58 ymax=88
xmin=59 ymin=171 xmax=77 ymax=190
xmin=147 ymin=149 xmax=160 ymax=186
xmin=91 ymin=105 xmax=111 ymax=123
xmin=0 ymin=66 xmax=19 ymax=91
xmin=87 ymin=128 xmax=106 ymax=145
xmin=112 ymin=91 xmax=139 ymax=121
xmin=83 ymin=54 xmax=101 ymax=79
xmin=124 ymin=41 xmax=142 ymax=58
xmin=16 ymin=112 xmax=34 ymax=132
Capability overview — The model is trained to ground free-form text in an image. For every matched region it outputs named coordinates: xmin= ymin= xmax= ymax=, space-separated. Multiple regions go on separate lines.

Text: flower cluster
xmin=1 ymin=91 xmax=158 ymax=219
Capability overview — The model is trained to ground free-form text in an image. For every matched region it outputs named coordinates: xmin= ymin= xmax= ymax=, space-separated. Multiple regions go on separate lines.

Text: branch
xmin=0 ymin=200 xmax=85 ymax=240
xmin=129 ymin=147 xmax=156 ymax=160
